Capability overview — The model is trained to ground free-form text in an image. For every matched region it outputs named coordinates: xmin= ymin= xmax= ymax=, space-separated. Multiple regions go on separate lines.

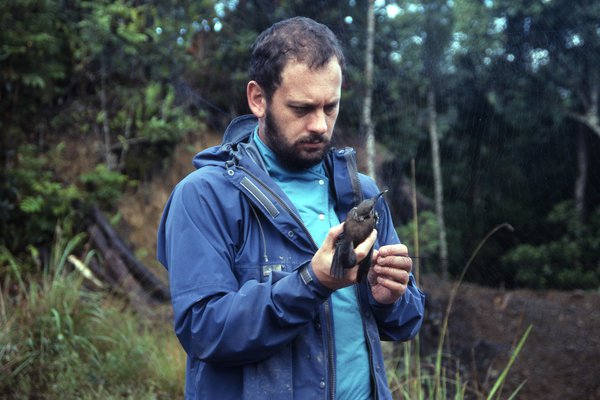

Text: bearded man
xmin=158 ymin=16 xmax=425 ymax=400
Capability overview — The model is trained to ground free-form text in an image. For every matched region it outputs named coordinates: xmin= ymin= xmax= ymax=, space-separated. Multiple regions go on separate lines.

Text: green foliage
xmin=0 ymin=0 xmax=69 ymax=107
xmin=0 ymin=143 xmax=132 ymax=267
xmin=79 ymin=164 xmax=132 ymax=210
xmin=2 ymin=0 xmax=202 ymax=181
xmin=0 ymin=144 xmax=82 ymax=258
xmin=140 ymin=83 xmax=198 ymax=142
xmin=501 ymin=202 xmax=600 ymax=290
xmin=0 ymin=233 xmax=184 ymax=398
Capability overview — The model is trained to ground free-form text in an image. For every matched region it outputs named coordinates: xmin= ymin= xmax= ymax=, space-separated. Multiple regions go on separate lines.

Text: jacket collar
xmin=221 ymin=114 xmax=361 ymax=218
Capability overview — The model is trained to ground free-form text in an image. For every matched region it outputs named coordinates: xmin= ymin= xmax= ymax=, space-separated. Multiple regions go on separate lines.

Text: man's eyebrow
xmin=287 ymin=99 xmax=340 ymax=108
xmin=287 ymin=100 xmax=316 ymax=108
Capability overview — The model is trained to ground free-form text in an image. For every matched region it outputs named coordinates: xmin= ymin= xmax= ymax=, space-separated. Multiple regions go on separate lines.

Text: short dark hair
xmin=249 ymin=17 xmax=345 ymax=101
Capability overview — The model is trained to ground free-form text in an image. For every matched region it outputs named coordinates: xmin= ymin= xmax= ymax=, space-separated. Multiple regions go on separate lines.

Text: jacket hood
xmin=192 ymin=114 xmax=259 ymax=170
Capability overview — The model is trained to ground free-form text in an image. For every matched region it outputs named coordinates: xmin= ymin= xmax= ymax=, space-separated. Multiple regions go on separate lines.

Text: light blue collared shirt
xmin=253 ymin=129 xmax=371 ymax=400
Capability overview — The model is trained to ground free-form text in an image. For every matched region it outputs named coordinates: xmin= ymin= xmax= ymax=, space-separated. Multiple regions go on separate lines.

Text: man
xmin=157 ymin=16 xmax=425 ymax=400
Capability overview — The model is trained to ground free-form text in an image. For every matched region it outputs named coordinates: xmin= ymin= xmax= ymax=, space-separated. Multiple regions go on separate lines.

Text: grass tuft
xmin=0 ymin=227 xmax=185 ymax=399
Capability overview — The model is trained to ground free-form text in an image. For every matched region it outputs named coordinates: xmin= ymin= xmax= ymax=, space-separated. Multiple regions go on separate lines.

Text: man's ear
xmin=247 ymin=81 xmax=266 ymax=118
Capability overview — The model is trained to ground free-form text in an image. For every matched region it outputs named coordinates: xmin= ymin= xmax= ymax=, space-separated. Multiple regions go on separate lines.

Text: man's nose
xmin=307 ymin=109 xmax=328 ymax=134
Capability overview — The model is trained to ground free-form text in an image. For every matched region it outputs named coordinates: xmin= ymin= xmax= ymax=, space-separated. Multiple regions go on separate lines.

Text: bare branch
xmin=567 ymin=111 xmax=600 ymax=139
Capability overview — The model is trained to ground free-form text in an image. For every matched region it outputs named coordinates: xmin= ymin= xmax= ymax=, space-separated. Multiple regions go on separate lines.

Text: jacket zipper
xmin=356 ymin=285 xmax=379 ymax=400
xmin=323 ymin=300 xmax=336 ymax=400
xmin=236 ymin=165 xmax=337 ymax=399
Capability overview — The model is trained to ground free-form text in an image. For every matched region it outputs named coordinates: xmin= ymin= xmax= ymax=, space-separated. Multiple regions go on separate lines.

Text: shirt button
xmin=315 ymin=322 xmax=321 ymax=330
xmin=318 ymin=179 xmax=325 ymax=185
xmin=319 ymin=381 xmax=326 ymax=389
xmin=318 ymin=214 xmax=325 ymax=221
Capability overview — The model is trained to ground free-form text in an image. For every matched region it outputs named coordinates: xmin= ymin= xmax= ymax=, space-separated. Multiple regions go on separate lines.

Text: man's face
xmin=259 ymin=58 xmax=342 ymax=170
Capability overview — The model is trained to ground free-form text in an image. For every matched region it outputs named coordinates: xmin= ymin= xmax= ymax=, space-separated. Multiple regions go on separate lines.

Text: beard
xmin=263 ymin=109 xmax=332 ymax=171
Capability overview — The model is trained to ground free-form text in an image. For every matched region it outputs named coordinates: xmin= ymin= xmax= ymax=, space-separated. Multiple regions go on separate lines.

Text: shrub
xmin=0 ymin=144 xmax=82 ymax=263
xmin=501 ymin=201 xmax=600 ymax=290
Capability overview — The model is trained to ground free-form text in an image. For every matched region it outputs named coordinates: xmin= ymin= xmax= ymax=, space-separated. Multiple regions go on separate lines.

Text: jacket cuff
xmin=298 ymin=262 xmax=334 ymax=300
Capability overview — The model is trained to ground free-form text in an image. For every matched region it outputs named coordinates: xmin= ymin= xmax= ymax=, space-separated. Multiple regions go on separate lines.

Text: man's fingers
xmin=375 ymin=245 xmax=412 ymax=274
xmin=373 ymin=265 xmax=410 ymax=285
xmin=377 ymin=244 xmax=409 ymax=258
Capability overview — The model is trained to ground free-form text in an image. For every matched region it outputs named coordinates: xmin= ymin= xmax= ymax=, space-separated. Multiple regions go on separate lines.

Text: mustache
xmin=298 ymin=134 xmax=329 ymax=144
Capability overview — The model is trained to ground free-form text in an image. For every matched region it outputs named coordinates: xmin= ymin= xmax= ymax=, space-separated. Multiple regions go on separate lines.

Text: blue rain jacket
xmin=157 ymin=115 xmax=425 ymax=400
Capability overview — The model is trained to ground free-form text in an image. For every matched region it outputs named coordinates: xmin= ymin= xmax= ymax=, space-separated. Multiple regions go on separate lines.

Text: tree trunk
xmin=363 ymin=0 xmax=376 ymax=180
xmin=117 ymin=104 xmax=135 ymax=171
xmin=100 ymin=54 xmax=116 ymax=170
xmin=575 ymin=126 xmax=587 ymax=226
xmin=567 ymin=84 xmax=600 ymax=139
xmin=427 ymin=87 xmax=449 ymax=279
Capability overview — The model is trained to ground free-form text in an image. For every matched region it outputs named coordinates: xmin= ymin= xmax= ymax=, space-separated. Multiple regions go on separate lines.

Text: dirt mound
xmin=420 ymin=275 xmax=600 ymax=400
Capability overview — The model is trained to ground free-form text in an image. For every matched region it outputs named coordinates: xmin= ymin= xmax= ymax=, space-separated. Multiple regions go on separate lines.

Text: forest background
xmin=1 ymin=0 xmax=600 ymax=398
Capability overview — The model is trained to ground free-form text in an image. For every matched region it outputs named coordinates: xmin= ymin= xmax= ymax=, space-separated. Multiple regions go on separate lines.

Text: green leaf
xmin=21 ymin=74 xmax=46 ymax=89
xmin=20 ymin=196 xmax=43 ymax=213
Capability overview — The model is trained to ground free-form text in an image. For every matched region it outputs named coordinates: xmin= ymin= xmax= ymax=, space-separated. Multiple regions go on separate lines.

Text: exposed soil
xmin=419 ymin=275 xmax=600 ymax=400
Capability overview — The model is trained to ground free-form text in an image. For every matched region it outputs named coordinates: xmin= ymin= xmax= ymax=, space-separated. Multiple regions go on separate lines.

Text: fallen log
xmin=88 ymin=224 xmax=158 ymax=311
xmin=89 ymin=206 xmax=170 ymax=302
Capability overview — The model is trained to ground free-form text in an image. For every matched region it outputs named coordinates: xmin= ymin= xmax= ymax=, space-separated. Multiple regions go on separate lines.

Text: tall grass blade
xmin=486 ymin=324 xmax=532 ymax=399
xmin=1 ymin=247 xmax=27 ymax=294
xmin=505 ymin=380 xmax=527 ymax=400
xmin=434 ymin=223 xmax=514 ymax=398
xmin=52 ymin=231 xmax=86 ymax=281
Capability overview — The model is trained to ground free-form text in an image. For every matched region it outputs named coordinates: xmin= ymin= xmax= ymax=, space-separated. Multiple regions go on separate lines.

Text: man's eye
xmin=325 ymin=105 xmax=338 ymax=115
xmin=292 ymin=107 xmax=310 ymax=115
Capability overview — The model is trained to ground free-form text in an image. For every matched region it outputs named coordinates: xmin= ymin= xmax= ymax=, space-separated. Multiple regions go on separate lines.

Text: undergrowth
xmin=0 ymin=229 xmax=185 ymax=399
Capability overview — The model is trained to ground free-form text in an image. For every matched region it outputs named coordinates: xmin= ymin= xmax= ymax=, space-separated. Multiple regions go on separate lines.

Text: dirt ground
xmin=419 ymin=275 xmax=600 ymax=400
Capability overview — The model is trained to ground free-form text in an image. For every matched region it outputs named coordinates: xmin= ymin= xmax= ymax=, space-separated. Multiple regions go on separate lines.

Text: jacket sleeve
xmin=368 ymin=275 xmax=425 ymax=341
xmin=157 ymin=172 xmax=333 ymax=367
xmin=360 ymin=178 xmax=426 ymax=341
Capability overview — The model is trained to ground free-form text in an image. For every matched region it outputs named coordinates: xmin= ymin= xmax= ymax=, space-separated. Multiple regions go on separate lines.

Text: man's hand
xmin=368 ymin=244 xmax=412 ymax=304
xmin=311 ymin=224 xmax=378 ymax=290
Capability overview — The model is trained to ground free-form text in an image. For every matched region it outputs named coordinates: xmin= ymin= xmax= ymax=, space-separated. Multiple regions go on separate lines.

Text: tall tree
xmin=363 ymin=0 xmax=376 ymax=179
xmin=489 ymin=0 xmax=600 ymax=222
xmin=422 ymin=0 xmax=453 ymax=278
